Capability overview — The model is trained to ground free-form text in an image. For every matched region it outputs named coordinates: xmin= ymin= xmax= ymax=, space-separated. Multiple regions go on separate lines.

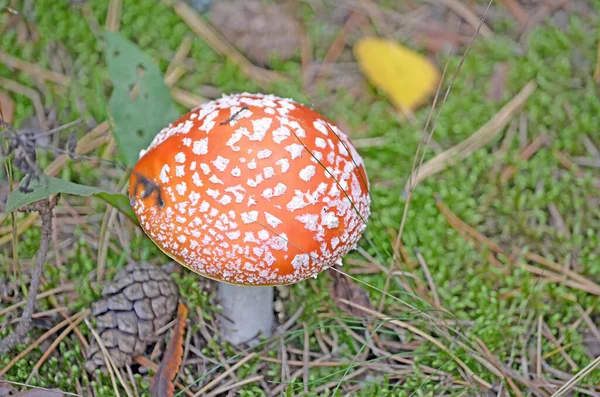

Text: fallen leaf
xmin=329 ymin=270 xmax=374 ymax=319
xmin=209 ymin=0 xmax=300 ymax=65
xmin=105 ymin=32 xmax=180 ymax=167
xmin=0 ymin=382 xmax=13 ymax=397
xmin=353 ymin=37 xmax=440 ymax=113
xmin=150 ymin=303 xmax=188 ymax=397
xmin=0 ymin=90 xmax=15 ymax=123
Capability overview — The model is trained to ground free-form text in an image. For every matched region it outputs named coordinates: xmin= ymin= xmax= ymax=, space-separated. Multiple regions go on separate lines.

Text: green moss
xmin=1 ymin=0 xmax=599 ymax=394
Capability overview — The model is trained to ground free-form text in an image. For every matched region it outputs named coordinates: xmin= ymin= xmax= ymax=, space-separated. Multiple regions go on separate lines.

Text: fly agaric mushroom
xmin=129 ymin=93 xmax=370 ymax=344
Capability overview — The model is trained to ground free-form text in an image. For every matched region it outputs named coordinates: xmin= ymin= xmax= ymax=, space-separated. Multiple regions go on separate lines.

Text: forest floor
xmin=0 ymin=0 xmax=599 ymax=396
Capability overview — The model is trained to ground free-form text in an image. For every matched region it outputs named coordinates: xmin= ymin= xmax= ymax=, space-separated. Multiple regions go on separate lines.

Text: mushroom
xmin=129 ymin=93 xmax=370 ymax=344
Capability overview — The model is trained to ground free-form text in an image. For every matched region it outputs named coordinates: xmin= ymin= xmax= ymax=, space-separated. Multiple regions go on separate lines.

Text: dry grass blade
xmin=575 ymin=305 xmax=600 ymax=345
xmin=500 ymin=0 xmax=530 ymax=27
xmin=0 ymin=380 xmax=78 ymax=396
xmin=303 ymin=323 xmax=309 ymax=394
xmin=525 ymin=252 xmax=600 ymax=294
xmin=205 ymin=376 xmax=264 ymax=397
xmin=150 ymin=303 xmax=188 ymax=397
xmin=312 ymin=11 xmax=365 ymax=86
xmin=0 ymin=50 xmax=70 ymax=85
xmin=96 ymin=175 xmax=128 ymax=281
xmin=393 ymin=2 xmax=492 ymax=271
xmin=192 ymin=353 xmax=256 ymax=397
xmin=45 ymin=121 xmax=110 ymax=175
xmin=170 ymin=88 xmax=208 ymax=109
xmin=0 ymin=310 xmax=87 ymax=377
xmin=162 ymin=0 xmax=282 ymax=87
xmin=25 ymin=310 xmax=89 ymax=383
xmin=86 ymin=321 xmax=121 ymax=397
xmin=413 ymin=247 xmax=440 ymax=308
xmin=0 ymin=76 xmax=47 ymax=129
xmin=269 ymin=352 xmax=339 ymax=396
xmin=0 ymin=284 xmax=74 ymax=317
xmin=500 ymin=133 xmax=550 ymax=183
xmin=473 ymin=338 xmax=524 ymax=397
xmin=85 ymin=319 xmax=134 ymax=397
xmin=541 ymin=322 xmax=578 ymax=371
xmin=406 ymin=81 xmax=536 ymax=189
xmin=106 ymin=0 xmax=122 ymax=32
xmin=550 ymin=356 xmax=600 ymax=397
xmin=594 ymin=29 xmax=600 ymax=83
xmin=436 ymin=0 xmax=494 ymax=37
xmin=259 ymin=356 xmax=347 ymax=368
xmin=435 ymin=196 xmax=600 ymax=296
xmin=338 ymin=298 xmax=493 ymax=390
xmin=165 ymin=35 xmax=193 ymax=83
xmin=0 ymin=90 xmax=15 ymax=123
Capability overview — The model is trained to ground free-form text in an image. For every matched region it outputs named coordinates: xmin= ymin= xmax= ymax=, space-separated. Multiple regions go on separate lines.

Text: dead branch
xmin=0 ymin=194 xmax=59 ymax=354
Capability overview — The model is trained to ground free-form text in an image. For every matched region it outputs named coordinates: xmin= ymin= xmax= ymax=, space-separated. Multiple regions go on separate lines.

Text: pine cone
xmin=85 ymin=262 xmax=179 ymax=373
xmin=209 ymin=0 xmax=300 ymax=65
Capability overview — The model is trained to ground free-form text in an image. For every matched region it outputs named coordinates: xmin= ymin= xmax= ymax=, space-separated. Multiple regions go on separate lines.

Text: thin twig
xmin=0 ymin=195 xmax=59 ymax=354
xmin=407 ymin=81 xmax=536 ymax=189
xmin=0 ymin=50 xmax=70 ymax=85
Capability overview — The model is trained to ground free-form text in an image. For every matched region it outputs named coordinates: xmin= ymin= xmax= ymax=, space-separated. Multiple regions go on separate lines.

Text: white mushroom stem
xmin=217 ymin=283 xmax=274 ymax=345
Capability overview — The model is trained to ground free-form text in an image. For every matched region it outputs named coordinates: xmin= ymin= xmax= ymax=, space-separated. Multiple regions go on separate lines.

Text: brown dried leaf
xmin=150 ymin=303 xmax=188 ymax=397
xmin=329 ymin=270 xmax=373 ymax=318
xmin=0 ymin=382 xmax=12 ymax=397
xmin=209 ymin=0 xmax=300 ymax=65
xmin=0 ymin=90 xmax=15 ymax=123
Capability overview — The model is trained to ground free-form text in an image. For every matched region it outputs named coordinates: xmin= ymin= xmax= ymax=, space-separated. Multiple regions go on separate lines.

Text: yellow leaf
xmin=354 ymin=37 xmax=440 ymax=112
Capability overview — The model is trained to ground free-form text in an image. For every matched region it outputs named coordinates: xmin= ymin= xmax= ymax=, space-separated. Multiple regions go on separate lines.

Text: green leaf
xmin=5 ymin=176 xmax=105 ymax=213
xmin=95 ymin=192 xmax=139 ymax=225
xmin=4 ymin=176 xmax=139 ymax=226
xmin=105 ymin=31 xmax=180 ymax=166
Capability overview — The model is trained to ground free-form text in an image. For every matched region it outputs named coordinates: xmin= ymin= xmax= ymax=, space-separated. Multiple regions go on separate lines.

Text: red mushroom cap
xmin=129 ymin=93 xmax=370 ymax=286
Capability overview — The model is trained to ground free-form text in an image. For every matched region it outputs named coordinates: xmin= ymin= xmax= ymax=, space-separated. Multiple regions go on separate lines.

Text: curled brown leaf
xmin=150 ymin=303 xmax=188 ymax=397
xmin=329 ymin=270 xmax=374 ymax=319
